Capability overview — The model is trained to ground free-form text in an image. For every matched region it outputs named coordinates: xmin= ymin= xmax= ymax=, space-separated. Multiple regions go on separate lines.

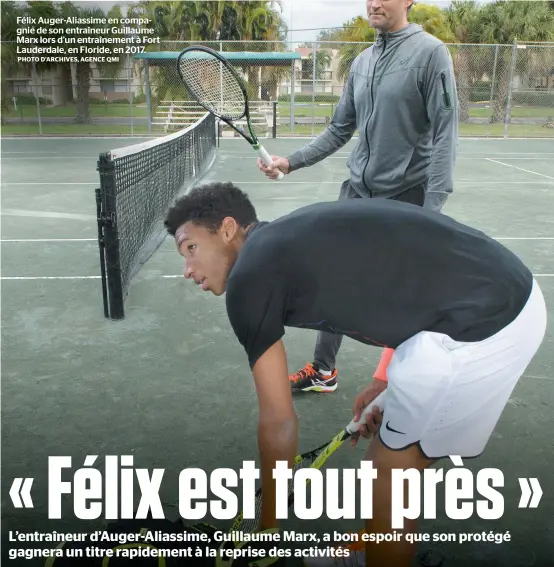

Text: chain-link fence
xmin=2 ymin=40 xmax=553 ymax=138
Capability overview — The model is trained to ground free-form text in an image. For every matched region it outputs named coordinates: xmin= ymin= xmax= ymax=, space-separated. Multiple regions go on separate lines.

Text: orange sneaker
xmin=289 ymin=362 xmax=338 ymax=392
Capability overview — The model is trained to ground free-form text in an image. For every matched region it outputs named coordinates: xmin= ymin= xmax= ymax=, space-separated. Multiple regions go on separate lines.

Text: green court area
xmin=3 ymin=103 xmax=149 ymax=119
xmin=2 ymin=122 xmax=553 ymax=138
xmin=277 ymin=103 xmax=554 ymax=119
xmin=5 ymin=102 xmax=552 ymax=120
xmin=3 ymin=100 xmax=554 ymax=139
xmin=1 ymin=134 xmax=553 ymax=566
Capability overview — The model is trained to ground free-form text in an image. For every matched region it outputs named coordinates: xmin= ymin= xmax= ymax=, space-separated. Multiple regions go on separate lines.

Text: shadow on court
xmin=1 ymin=136 xmax=553 ymax=566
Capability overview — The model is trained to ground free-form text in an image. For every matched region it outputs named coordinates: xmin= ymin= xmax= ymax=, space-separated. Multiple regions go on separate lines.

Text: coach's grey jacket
xmin=287 ymin=24 xmax=459 ymax=211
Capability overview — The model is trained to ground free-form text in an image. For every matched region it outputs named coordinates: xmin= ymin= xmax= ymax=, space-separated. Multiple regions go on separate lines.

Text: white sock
xmin=319 ymin=369 xmax=332 ymax=377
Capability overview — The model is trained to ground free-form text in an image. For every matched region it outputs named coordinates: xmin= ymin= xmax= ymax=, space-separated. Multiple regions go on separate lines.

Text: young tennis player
xmin=164 ymin=182 xmax=546 ymax=567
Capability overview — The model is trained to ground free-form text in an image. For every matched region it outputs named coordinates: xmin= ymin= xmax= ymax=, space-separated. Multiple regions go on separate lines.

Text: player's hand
xmin=257 ymin=155 xmax=290 ymax=179
xmin=350 ymin=381 xmax=387 ymax=447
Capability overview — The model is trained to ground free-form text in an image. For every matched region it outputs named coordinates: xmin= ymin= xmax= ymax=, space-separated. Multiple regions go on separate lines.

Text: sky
xmin=67 ymin=0 xmax=494 ymax=43
xmin=280 ymin=0 xmax=453 ymax=43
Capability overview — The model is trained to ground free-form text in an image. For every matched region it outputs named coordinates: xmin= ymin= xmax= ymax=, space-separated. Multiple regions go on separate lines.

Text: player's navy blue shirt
xmin=225 ymin=199 xmax=533 ymax=369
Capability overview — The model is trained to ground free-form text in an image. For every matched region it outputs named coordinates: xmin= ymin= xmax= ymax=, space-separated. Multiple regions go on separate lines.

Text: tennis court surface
xmin=2 ymin=131 xmax=553 ymax=566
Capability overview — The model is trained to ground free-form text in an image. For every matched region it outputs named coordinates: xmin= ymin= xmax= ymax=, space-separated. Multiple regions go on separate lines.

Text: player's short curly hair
xmin=164 ymin=182 xmax=258 ymax=235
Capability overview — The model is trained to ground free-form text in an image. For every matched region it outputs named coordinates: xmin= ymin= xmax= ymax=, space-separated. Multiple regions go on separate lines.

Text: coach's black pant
xmin=313 ymin=179 xmax=427 ymax=373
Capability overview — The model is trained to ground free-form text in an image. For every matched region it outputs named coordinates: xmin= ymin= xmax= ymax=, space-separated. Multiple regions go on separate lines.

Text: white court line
xmin=1 ymin=182 xmax=97 ymax=186
xmin=271 ymin=136 xmax=554 ymax=141
xmin=2 ymin=237 xmax=554 ymax=243
xmin=526 ymin=375 xmax=554 ymax=382
xmin=1 ymin=209 xmax=96 ymax=221
xmin=190 ymin=181 xmax=554 ymax=185
xmin=485 ymin=158 xmax=554 ymax=181
xmin=1 ymin=136 xmax=156 ymax=141
xmin=494 ymin=237 xmax=554 ymax=240
xmin=2 ymin=276 xmax=101 ymax=280
xmin=2 ymin=156 xmax=95 ymax=160
xmin=5 ymin=136 xmax=553 ymax=141
xmin=235 ymin=155 xmax=554 ymax=160
xmin=3 ymin=273 xmax=554 ymax=281
xmin=3 ymin=180 xmax=554 ymax=186
xmin=1 ymin=238 xmax=97 ymax=242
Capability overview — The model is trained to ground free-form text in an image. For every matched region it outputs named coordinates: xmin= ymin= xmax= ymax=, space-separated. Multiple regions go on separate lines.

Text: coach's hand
xmin=257 ymin=155 xmax=290 ymax=179
xmin=350 ymin=380 xmax=387 ymax=446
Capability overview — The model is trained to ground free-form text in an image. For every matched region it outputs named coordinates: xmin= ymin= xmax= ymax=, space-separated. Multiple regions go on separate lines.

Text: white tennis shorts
xmin=380 ymin=278 xmax=547 ymax=459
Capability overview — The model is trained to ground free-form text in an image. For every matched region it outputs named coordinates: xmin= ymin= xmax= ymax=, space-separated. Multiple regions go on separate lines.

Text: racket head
xmin=176 ymin=45 xmax=248 ymax=122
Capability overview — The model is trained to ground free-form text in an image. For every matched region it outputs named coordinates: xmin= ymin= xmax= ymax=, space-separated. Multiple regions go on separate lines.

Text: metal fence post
xmin=272 ymin=100 xmax=278 ymax=138
xmin=32 ymin=63 xmax=43 ymax=135
xmin=487 ymin=44 xmax=499 ymax=137
xmin=504 ymin=39 xmax=518 ymax=139
xmin=290 ymin=59 xmax=295 ymax=133
xmin=144 ymin=60 xmax=152 ymax=133
xmin=127 ymin=54 xmax=134 ymax=136
xmin=311 ymin=43 xmax=317 ymax=138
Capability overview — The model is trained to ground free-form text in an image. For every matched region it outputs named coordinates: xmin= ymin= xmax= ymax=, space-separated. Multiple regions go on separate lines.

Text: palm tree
xmin=125 ymin=1 xmax=215 ymax=114
xmin=126 ymin=1 xmax=287 ymax=108
xmin=409 ymin=4 xmax=456 ymax=42
xmin=336 ymin=17 xmax=376 ymax=83
xmin=1 ymin=1 xmax=77 ymax=120
xmin=230 ymin=1 xmax=287 ymax=99
xmin=444 ymin=1 xmax=485 ymax=122
xmin=0 ymin=1 xmax=25 ymax=122
xmin=57 ymin=3 xmax=127 ymax=124
xmin=476 ymin=0 xmax=554 ymax=123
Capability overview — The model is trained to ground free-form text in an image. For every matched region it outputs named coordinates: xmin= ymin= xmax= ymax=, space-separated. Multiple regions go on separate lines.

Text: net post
xmin=95 ymin=188 xmax=109 ymax=319
xmin=272 ymin=100 xmax=277 ymax=138
xmin=94 ymin=112 xmax=217 ymax=321
xmin=97 ymin=153 xmax=125 ymax=320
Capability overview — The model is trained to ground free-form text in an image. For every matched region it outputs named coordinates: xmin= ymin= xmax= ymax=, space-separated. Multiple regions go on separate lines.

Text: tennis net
xmin=96 ymin=112 xmax=217 ymax=319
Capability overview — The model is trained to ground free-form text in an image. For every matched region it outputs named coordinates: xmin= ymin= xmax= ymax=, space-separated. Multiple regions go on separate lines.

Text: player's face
xmin=366 ymin=0 xmax=410 ymax=32
xmin=175 ymin=221 xmax=238 ymax=296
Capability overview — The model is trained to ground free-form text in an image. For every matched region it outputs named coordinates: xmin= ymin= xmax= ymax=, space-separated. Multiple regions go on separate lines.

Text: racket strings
xmin=178 ymin=54 xmax=246 ymax=120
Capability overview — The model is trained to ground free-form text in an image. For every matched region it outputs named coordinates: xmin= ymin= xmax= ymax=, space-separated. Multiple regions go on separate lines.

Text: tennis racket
xmin=176 ymin=45 xmax=284 ymax=180
xmin=230 ymin=390 xmax=387 ymax=533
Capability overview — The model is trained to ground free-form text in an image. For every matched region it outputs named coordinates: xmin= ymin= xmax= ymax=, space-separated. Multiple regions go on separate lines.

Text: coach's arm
xmin=424 ymin=44 xmax=459 ymax=213
xmin=252 ymin=340 xmax=299 ymax=530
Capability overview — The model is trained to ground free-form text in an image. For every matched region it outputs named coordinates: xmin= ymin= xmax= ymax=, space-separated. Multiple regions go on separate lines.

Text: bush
xmin=14 ymin=94 xmax=51 ymax=105
xmin=511 ymin=91 xmax=554 ymax=106
xmin=278 ymin=93 xmax=341 ymax=103
xmin=469 ymin=81 xmax=493 ymax=102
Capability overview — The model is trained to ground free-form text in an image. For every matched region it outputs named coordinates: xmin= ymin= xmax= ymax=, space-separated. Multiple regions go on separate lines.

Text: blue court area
xmin=1 ymin=133 xmax=553 ymax=566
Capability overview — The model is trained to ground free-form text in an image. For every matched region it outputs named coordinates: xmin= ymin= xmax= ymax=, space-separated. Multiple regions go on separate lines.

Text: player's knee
xmin=365 ymin=434 xmax=433 ymax=473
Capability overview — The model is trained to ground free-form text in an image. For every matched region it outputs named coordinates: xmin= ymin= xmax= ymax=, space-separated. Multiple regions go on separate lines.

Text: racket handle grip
xmin=345 ymin=391 xmax=387 ymax=434
xmin=258 ymin=145 xmax=284 ymax=180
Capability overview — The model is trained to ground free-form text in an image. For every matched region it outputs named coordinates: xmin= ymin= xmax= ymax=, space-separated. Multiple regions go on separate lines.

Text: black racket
xmin=176 ymin=45 xmax=284 ymax=180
